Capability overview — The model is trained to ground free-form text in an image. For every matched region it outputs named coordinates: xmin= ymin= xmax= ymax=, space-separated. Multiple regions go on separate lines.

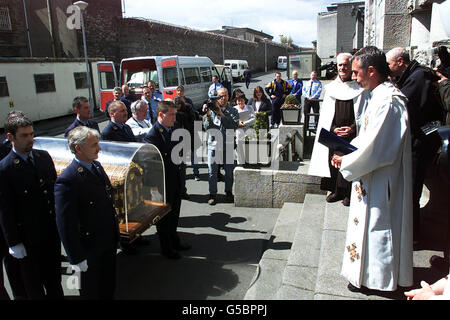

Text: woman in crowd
xmin=247 ymin=86 xmax=272 ymax=125
xmin=233 ymin=93 xmax=255 ymax=165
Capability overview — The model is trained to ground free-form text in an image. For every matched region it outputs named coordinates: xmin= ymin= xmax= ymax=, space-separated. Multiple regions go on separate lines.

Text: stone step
xmin=314 ymin=199 xmax=388 ymax=300
xmin=275 ymin=194 xmax=326 ymax=299
xmin=244 ymin=202 xmax=302 ymax=300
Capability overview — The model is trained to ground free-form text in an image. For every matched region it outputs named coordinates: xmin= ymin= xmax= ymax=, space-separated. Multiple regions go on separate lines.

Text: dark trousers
xmin=245 ymin=78 xmax=251 ymax=89
xmin=271 ymin=97 xmax=284 ymax=125
xmin=80 ymin=249 xmax=116 ymax=300
xmin=412 ymin=133 xmax=441 ymax=242
xmin=304 ymin=99 xmax=320 ymax=125
xmin=156 ymin=195 xmax=182 ymax=252
xmin=328 ymin=150 xmax=352 ymax=197
xmin=18 ymin=249 xmax=63 ymax=299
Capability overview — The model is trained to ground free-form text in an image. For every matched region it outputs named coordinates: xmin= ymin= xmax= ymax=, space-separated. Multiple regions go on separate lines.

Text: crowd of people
xmin=0 ymin=45 xmax=449 ymax=300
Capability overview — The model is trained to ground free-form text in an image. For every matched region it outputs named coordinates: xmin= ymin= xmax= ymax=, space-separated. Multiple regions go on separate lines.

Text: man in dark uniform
xmin=144 ymin=100 xmax=191 ymax=259
xmin=265 ymin=72 xmax=292 ymax=128
xmin=64 ymin=96 xmax=100 ymax=138
xmin=105 ymin=87 xmax=131 ymax=119
xmin=0 ymin=115 xmax=63 ymax=299
xmin=387 ymin=47 xmax=445 ymax=249
xmin=55 ymin=126 xmax=119 ymax=299
xmin=101 ymin=101 xmax=136 ymax=142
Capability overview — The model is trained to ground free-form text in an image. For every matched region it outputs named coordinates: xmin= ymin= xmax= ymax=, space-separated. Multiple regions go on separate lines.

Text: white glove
xmin=71 ymin=259 xmax=88 ymax=272
xmin=9 ymin=243 xmax=27 ymax=259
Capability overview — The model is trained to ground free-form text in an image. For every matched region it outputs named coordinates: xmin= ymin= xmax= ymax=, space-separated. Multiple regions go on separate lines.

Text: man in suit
xmin=0 ymin=115 xmax=63 ymax=299
xmin=64 ymin=96 xmax=100 ymax=138
xmin=288 ymin=70 xmax=303 ymax=103
xmin=101 ymin=101 xmax=137 ymax=142
xmin=55 ymin=126 xmax=119 ymax=299
xmin=144 ymin=100 xmax=191 ymax=259
xmin=105 ymin=87 xmax=131 ymax=119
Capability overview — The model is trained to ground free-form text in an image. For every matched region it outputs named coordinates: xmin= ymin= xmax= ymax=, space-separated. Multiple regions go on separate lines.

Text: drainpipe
xmin=22 ymin=0 xmax=32 ymax=56
xmin=46 ymin=0 xmax=56 ymax=57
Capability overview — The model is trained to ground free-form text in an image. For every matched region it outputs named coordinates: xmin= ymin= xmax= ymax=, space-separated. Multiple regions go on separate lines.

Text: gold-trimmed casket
xmin=34 ymin=137 xmax=170 ymax=244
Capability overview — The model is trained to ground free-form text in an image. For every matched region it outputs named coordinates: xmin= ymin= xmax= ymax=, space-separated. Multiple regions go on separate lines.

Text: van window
xmin=179 ymin=68 xmax=185 ymax=85
xmin=163 ymin=67 xmax=179 ymax=87
xmin=200 ymin=67 xmax=212 ymax=82
xmin=0 ymin=76 xmax=9 ymax=97
xmin=34 ymin=73 xmax=56 ymax=93
xmin=74 ymin=72 xmax=89 ymax=89
xmin=239 ymin=64 xmax=245 ymax=69
xmin=183 ymin=67 xmax=200 ymax=85
xmin=125 ymin=70 xmax=158 ymax=89
xmin=224 ymin=63 xmax=230 ymax=67
xmin=100 ymin=70 xmax=116 ymax=90
xmin=231 ymin=63 xmax=237 ymax=70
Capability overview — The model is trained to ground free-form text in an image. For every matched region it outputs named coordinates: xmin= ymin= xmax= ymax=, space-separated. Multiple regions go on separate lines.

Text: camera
xmin=205 ymin=98 xmax=219 ymax=112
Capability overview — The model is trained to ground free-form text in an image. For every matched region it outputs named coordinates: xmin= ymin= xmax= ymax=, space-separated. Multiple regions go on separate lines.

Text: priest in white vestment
xmin=331 ymin=46 xmax=413 ymax=292
xmin=125 ymin=100 xmax=153 ymax=142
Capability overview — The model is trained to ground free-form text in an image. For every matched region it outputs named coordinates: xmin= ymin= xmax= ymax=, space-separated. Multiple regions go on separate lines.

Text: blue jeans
xmin=207 ymin=148 xmax=234 ymax=195
xmin=191 ymin=152 xmax=200 ymax=176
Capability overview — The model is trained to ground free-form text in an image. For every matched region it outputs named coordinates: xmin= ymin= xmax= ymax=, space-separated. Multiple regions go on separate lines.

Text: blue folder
xmin=318 ymin=128 xmax=357 ymax=155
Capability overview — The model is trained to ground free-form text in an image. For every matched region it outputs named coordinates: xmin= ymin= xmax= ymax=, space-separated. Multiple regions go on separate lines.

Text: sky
xmin=122 ymin=0 xmax=334 ymax=47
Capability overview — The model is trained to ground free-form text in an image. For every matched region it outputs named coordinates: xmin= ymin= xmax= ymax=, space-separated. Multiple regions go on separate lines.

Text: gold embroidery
xmin=364 ymin=116 xmax=369 ymax=130
xmin=354 ymin=180 xmax=366 ymax=201
xmin=346 ymin=243 xmax=360 ymax=262
xmin=353 ymin=217 xmax=359 ymax=225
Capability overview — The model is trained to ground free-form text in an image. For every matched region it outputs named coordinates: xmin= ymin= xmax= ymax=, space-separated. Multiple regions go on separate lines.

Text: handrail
xmin=278 ymin=129 xmax=299 ymax=161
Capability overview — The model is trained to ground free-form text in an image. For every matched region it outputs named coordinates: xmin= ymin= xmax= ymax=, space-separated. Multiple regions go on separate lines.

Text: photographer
xmin=203 ymin=88 xmax=239 ymax=205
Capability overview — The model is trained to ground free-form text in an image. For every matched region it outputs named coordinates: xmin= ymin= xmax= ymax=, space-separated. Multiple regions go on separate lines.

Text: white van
xmin=98 ymin=56 xmax=225 ymax=110
xmin=277 ymin=56 xmax=287 ymax=70
xmin=224 ymin=59 xmax=248 ymax=81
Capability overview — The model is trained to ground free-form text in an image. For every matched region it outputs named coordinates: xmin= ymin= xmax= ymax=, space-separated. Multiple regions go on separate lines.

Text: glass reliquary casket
xmin=34 ymin=137 xmax=171 ymax=244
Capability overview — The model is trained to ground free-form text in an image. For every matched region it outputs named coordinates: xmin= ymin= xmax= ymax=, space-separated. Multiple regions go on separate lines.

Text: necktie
xmin=26 ymin=155 xmax=34 ymax=167
xmin=91 ymin=163 xmax=102 ymax=179
xmin=309 ymin=82 xmax=312 ymax=97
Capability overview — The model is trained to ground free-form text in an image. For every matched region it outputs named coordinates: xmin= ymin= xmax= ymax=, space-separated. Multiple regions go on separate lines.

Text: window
xmin=163 ymin=67 xmax=179 ymax=87
xmin=34 ymin=74 xmax=55 ymax=93
xmin=100 ymin=71 xmax=116 ymax=90
xmin=183 ymin=67 xmax=200 ymax=85
xmin=0 ymin=76 xmax=9 ymax=97
xmin=0 ymin=7 xmax=12 ymax=31
xmin=179 ymin=68 xmax=185 ymax=85
xmin=74 ymin=72 xmax=89 ymax=89
xmin=200 ymin=67 xmax=212 ymax=82
xmin=231 ymin=63 xmax=237 ymax=70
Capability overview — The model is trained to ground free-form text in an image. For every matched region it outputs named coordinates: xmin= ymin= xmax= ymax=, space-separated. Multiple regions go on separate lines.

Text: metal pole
xmin=264 ymin=40 xmax=267 ymax=73
xmin=80 ymin=10 xmax=94 ymax=118
xmin=46 ymin=0 xmax=56 ymax=57
xmin=222 ymin=35 xmax=225 ymax=64
xmin=22 ymin=0 xmax=32 ymax=57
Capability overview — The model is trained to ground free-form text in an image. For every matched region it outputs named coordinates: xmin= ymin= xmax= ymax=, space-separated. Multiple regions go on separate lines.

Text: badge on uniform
xmin=159 ymin=128 xmax=164 ymax=133
xmin=113 ymin=126 xmax=119 ymax=130
xmin=78 ymin=167 xmax=84 ymax=173
xmin=14 ymin=159 xmax=20 ymax=165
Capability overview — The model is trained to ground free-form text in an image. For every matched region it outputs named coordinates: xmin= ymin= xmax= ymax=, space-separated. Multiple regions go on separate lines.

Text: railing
xmin=278 ymin=129 xmax=300 ymax=161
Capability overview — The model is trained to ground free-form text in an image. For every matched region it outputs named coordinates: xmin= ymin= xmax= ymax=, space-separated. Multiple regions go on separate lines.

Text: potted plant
xmin=244 ymin=112 xmax=272 ymax=166
xmin=281 ymin=94 xmax=302 ymax=125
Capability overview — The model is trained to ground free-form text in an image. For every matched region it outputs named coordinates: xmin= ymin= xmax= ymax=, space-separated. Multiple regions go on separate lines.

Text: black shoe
xmin=208 ymin=195 xmax=216 ymax=205
xmin=174 ymin=243 xmax=191 ymax=251
xmin=429 ymin=255 xmax=449 ymax=272
xmin=347 ymin=283 xmax=368 ymax=293
xmin=326 ymin=193 xmax=344 ymax=203
xmin=226 ymin=191 xmax=234 ymax=203
xmin=161 ymin=249 xmax=181 ymax=260
xmin=342 ymin=197 xmax=350 ymax=207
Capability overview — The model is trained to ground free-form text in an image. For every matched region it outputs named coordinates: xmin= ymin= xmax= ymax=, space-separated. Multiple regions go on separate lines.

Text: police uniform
xmin=101 ymin=121 xmax=137 ymax=142
xmin=144 ymin=121 xmax=184 ymax=257
xmin=64 ymin=118 xmax=100 ymax=138
xmin=55 ymin=159 xmax=119 ymax=299
xmin=0 ymin=149 xmax=63 ymax=299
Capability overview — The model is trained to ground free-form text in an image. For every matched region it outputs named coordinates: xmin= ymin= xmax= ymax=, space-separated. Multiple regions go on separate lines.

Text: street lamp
xmin=74 ymin=1 xmax=94 ymax=119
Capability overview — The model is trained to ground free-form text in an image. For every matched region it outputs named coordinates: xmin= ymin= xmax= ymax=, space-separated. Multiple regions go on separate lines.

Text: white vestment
xmin=308 ymin=77 xmax=367 ymax=177
xmin=339 ymin=81 xmax=413 ymax=291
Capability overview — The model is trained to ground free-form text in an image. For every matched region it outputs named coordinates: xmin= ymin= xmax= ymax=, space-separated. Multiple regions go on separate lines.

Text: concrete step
xmin=244 ymin=202 xmax=302 ymax=300
xmin=275 ymin=194 xmax=326 ymax=299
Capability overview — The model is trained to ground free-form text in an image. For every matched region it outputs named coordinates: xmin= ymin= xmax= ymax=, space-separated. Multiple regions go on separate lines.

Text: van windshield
xmin=124 ymin=70 xmax=159 ymax=89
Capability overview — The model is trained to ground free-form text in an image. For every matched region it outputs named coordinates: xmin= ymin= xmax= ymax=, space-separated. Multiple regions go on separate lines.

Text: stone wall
xmin=0 ymin=0 xmax=29 ymax=57
xmin=115 ymin=18 xmax=288 ymax=72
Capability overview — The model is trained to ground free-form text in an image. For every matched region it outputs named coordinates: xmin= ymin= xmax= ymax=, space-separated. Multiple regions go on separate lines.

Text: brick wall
xmin=0 ymin=0 xmax=29 ymax=57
